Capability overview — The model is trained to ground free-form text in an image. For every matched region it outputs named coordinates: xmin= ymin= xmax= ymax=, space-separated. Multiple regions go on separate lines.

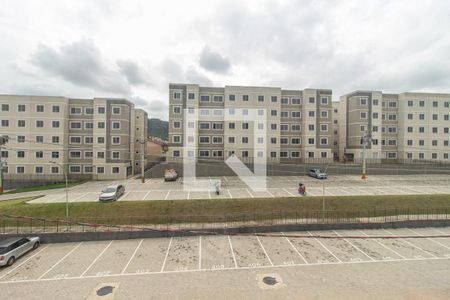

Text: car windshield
xmin=102 ymin=187 xmax=117 ymax=193
xmin=0 ymin=247 xmax=8 ymax=254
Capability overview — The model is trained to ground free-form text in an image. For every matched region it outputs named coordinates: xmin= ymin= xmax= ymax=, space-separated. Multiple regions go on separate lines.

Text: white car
xmin=0 ymin=237 xmax=40 ymax=267
xmin=308 ymin=168 xmax=328 ymax=179
xmin=99 ymin=184 xmax=125 ymax=202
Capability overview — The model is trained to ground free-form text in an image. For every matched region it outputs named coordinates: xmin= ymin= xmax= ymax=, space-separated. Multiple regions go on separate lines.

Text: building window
xmin=373 ymin=99 xmax=379 ymax=106
xmin=213 ymin=95 xmax=223 ymax=102
xmin=18 ymin=104 xmax=26 ymax=112
xmin=432 ymin=153 xmax=437 ymax=159
xmin=97 ymin=137 xmax=105 ymax=144
xmin=320 ymin=124 xmax=328 ymax=132
xmin=70 ymin=151 xmax=81 ymax=159
xmin=188 ymin=93 xmax=195 ymax=100
xmin=199 ymin=150 xmax=210 ymax=157
xmin=320 ymin=138 xmax=328 ymax=145
xmin=419 ymin=101 xmax=425 ymax=107
xmin=212 ymin=123 xmax=223 ymax=130
xmin=173 ymin=150 xmax=180 ymax=157
xmin=213 ymin=136 xmax=223 ymax=144
xmin=360 ymin=112 xmax=367 ymax=119
xmin=360 ymin=98 xmax=367 ymax=106
xmin=112 ymin=107 xmax=121 ymax=115
xmin=241 ymin=151 xmax=249 ymax=158
xmin=36 ymin=105 xmax=44 ymax=112
xmin=292 ymin=98 xmax=301 ymax=105
xmin=407 ymin=100 xmax=413 ymax=107
xmin=271 ymin=110 xmax=277 ymax=116
xmin=112 ymin=152 xmax=120 ymax=159
xmin=199 ymin=136 xmax=210 ymax=144
xmin=228 ymin=137 xmax=235 ymax=143
xmin=173 ymin=92 xmax=181 ymax=99
xmin=98 ymin=107 xmax=106 ymax=114
xmin=291 ymin=151 xmax=300 ymax=158
xmin=432 ymin=114 xmax=438 ymax=121
xmin=271 ymin=96 xmax=277 ymax=103
xmin=70 ymin=107 xmax=82 ymax=115
xmin=17 ymin=120 xmax=25 ymax=127
xmin=242 ymin=123 xmax=249 ymax=129
xmin=112 ymin=136 xmax=121 ymax=144
xmin=97 ymin=166 xmax=105 ymax=174
xmin=1 ymin=120 xmax=9 ymax=127
xmin=419 ymin=140 xmax=424 ymax=146
xmin=281 ymin=98 xmax=289 ymax=104
xmin=51 ymin=166 xmax=59 ymax=174
xmin=270 ymin=152 xmax=277 ymax=158
xmin=258 ymin=95 xmax=264 ymax=102
xmin=200 ymin=95 xmax=210 ymax=102
xmin=309 ymin=124 xmax=315 ymax=131
xmin=407 ymin=127 xmax=413 ymax=133
xmin=228 ymin=122 xmax=235 ymax=129
xmin=281 ymin=111 xmax=289 ymax=118
xmin=1 ymin=104 xmax=9 ymax=111
xmin=407 ymin=140 xmax=413 ymax=146
xmin=70 ymin=122 xmax=82 ymax=129
xmin=270 ymin=124 xmax=277 ymax=130
xmin=84 ymin=166 xmax=93 ymax=173
xmin=291 ymin=111 xmax=301 ymax=118
xmin=419 ymin=153 xmax=424 ymax=159
xmin=242 ymin=137 xmax=249 ymax=144
xmin=321 ymin=152 xmax=327 ymax=158
xmin=69 ymin=166 xmax=81 ymax=173
xmin=173 ymin=106 xmax=181 ymax=114
xmin=308 ymin=138 xmax=315 ymax=145
xmin=85 ymin=122 xmax=93 ymax=129
xmin=432 ymin=140 xmax=438 ymax=146
xmin=228 ymin=95 xmax=236 ymax=101
xmin=51 ymin=121 xmax=60 ymax=128
xmin=419 ymin=114 xmax=425 ymax=120
xmin=271 ymin=137 xmax=277 ymax=144
xmin=281 ymin=138 xmax=288 ymax=144
xmin=35 ymin=166 xmax=43 ymax=174
xmin=309 ymin=97 xmax=315 ymax=104
xmin=200 ymin=123 xmax=209 ymax=130
xmin=308 ymin=152 xmax=315 ymax=158
xmin=321 ymin=110 xmax=328 ymax=118
xmin=70 ymin=136 xmax=81 ymax=144
xmin=52 ymin=136 xmax=60 ymax=143
xmin=36 ymin=136 xmax=43 ymax=143
xmin=432 ymin=127 xmax=438 ymax=133
xmin=321 ymin=97 xmax=328 ymax=105
xmin=291 ymin=138 xmax=301 ymax=145
xmin=97 ymin=152 xmax=105 ymax=159
xmin=36 ymin=120 xmax=44 ymax=128
xmin=112 ymin=122 xmax=120 ymax=129
xmin=292 ymin=124 xmax=301 ymax=131
xmin=407 ymin=114 xmax=413 ymax=120
xmin=85 ymin=107 xmax=94 ymax=114
xmin=309 ymin=111 xmax=315 ymax=117
xmin=387 ymin=152 xmax=397 ymax=159
xmin=433 ymin=101 xmax=438 ymax=107
xmin=35 ymin=151 xmax=44 ymax=158
xmin=98 ymin=122 xmax=105 ymax=129
xmin=389 ymin=101 xmax=397 ymax=108
xmin=243 ymin=95 xmax=249 ymax=101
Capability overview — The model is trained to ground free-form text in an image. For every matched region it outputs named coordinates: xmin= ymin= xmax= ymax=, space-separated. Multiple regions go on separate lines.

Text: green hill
xmin=148 ymin=118 xmax=168 ymax=140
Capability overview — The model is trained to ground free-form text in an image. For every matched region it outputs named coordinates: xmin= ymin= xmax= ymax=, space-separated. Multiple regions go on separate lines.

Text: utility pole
xmin=361 ymin=130 xmax=371 ymax=180
xmin=0 ymin=135 xmax=9 ymax=194
xmin=139 ymin=139 xmax=146 ymax=183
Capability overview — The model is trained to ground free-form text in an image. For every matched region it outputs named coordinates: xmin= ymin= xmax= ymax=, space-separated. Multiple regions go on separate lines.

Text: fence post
xmin=30 ymin=218 xmax=33 ymax=234
xmin=56 ymin=220 xmax=59 ymax=233
xmin=16 ymin=218 xmax=19 ymax=234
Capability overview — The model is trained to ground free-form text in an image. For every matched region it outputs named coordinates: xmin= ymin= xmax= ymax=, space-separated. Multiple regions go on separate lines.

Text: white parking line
xmin=160 ymin=237 xmax=173 ymax=272
xmin=4 ymin=255 xmax=449 ymax=285
xmin=307 ymin=231 xmax=342 ymax=263
xmin=359 ymin=231 xmax=407 ymax=259
xmin=333 ymin=230 xmax=375 ymax=261
xmin=187 ymin=191 xmax=190 ymax=200
xmin=198 ymin=236 xmax=202 ymax=270
xmin=121 ymin=239 xmax=144 ymax=274
xmin=71 ymin=193 xmax=89 ymax=202
xmin=431 ymin=228 xmax=447 ymax=235
xmin=282 ymin=232 xmax=308 ymax=264
xmin=80 ymin=241 xmax=113 ymax=277
xmin=407 ymin=228 xmax=450 ymax=251
xmin=164 ymin=191 xmax=170 ymax=200
xmin=283 ymin=188 xmax=295 ymax=196
xmin=266 ymin=189 xmax=275 ymax=198
xmin=226 ymin=189 xmax=232 ymax=198
xmin=0 ymin=245 xmax=49 ymax=280
xmin=255 ymin=235 xmax=274 ymax=266
xmin=246 ymin=189 xmax=254 ymax=198
xmin=38 ymin=243 xmax=83 ymax=279
xmin=227 ymin=235 xmax=238 ymax=268
xmin=122 ymin=191 xmax=131 ymax=199
xmin=382 ymin=229 xmax=438 ymax=258
xmin=142 ymin=190 xmax=151 ymax=200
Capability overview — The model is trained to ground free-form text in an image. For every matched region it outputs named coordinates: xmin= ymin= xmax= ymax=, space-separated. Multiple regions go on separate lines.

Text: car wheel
xmin=7 ymin=256 xmax=15 ymax=266
xmin=33 ymin=242 xmax=40 ymax=249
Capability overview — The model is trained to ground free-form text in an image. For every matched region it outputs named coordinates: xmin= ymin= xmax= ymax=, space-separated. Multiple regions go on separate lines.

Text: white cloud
xmin=0 ymin=0 xmax=449 ymax=121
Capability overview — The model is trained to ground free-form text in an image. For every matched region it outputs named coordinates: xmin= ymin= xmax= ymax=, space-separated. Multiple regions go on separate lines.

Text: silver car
xmin=99 ymin=184 xmax=125 ymax=202
xmin=0 ymin=237 xmax=40 ymax=267
xmin=308 ymin=168 xmax=327 ymax=179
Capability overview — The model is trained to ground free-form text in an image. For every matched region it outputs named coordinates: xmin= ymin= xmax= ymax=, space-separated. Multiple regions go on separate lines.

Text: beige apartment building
xmin=168 ymin=84 xmax=333 ymax=164
xmin=0 ymin=95 xmax=148 ymax=183
xmin=339 ymin=91 xmax=450 ymax=162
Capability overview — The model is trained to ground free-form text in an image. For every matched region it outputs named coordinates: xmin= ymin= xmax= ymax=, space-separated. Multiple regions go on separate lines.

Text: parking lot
xmin=28 ymin=174 xmax=450 ymax=203
xmin=1 ymin=227 xmax=449 ymax=285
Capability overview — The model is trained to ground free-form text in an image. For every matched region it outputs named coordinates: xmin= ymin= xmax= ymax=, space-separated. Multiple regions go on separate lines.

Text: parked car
xmin=308 ymin=168 xmax=327 ymax=179
xmin=99 ymin=184 xmax=125 ymax=202
xmin=0 ymin=237 xmax=40 ymax=267
xmin=164 ymin=168 xmax=178 ymax=182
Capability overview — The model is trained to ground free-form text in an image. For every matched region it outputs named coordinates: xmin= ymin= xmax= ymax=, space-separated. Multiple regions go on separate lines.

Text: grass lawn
xmin=1 ymin=194 xmax=450 ymax=225
xmin=4 ymin=181 xmax=84 ymax=194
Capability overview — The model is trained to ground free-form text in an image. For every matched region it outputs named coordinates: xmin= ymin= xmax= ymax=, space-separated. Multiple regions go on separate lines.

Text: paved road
xmin=20 ymin=174 xmax=450 ymax=203
xmin=1 ymin=227 xmax=450 ymax=299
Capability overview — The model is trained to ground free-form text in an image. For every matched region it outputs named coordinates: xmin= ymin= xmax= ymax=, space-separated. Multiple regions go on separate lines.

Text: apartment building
xmin=339 ymin=91 xmax=450 ymax=162
xmin=0 ymin=95 xmax=148 ymax=182
xmin=332 ymin=102 xmax=339 ymax=160
xmin=168 ymin=84 xmax=333 ymax=164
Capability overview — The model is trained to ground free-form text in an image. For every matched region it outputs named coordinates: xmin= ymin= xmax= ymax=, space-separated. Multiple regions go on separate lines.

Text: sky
xmin=0 ymin=0 xmax=449 ymax=120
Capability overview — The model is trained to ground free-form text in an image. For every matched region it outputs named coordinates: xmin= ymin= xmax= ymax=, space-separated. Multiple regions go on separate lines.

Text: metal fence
xmin=1 ymin=208 xmax=450 ymax=234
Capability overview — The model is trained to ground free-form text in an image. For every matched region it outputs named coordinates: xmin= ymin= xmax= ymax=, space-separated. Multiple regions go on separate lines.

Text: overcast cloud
xmin=0 ymin=0 xmax=449 ymax=120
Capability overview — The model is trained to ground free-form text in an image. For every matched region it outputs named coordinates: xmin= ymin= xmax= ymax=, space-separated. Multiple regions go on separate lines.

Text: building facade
xmin=339 ymin=91 xmax=450 ymax=162
xmin=168 ymin=84 xmax=334 ymax=164
xmin=0 ymin=95 xmax=148 ymax=182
